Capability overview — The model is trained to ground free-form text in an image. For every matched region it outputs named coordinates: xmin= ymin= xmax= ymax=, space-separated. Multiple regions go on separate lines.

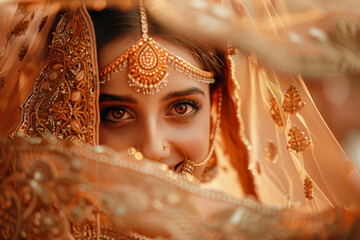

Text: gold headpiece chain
xmin=129 ymin=91 xmax=222 ymax=177
xmin=99 ymin=0 xmax=215 ymax=94
xmin=177 ymin=90 xmax=222 ymax=176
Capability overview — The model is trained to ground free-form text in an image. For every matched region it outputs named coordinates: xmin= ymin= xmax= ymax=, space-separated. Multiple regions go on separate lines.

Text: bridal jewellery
xmin=164 ymin=91 xmax=222 ymax=177
xmin=99 ymin=0 xmax=215 ymax=94
xmin=127 ymin=89 xmax=221 ymax=178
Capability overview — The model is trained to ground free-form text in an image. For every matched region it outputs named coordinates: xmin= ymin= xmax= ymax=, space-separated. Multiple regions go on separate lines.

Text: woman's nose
xmin=137 ymin=118 xmax=169 ymax=162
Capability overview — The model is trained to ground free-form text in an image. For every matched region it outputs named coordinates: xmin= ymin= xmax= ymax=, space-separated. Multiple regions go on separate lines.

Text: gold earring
xmin=181 ymin=90 xmax=222 ymax=170
xmin=178 ymin=160 xmax=195 ymax=177
xmin=162 ymin=90 xmax=222 ymax=179
xmin=162 ymin=145 xmax=195 ymax=177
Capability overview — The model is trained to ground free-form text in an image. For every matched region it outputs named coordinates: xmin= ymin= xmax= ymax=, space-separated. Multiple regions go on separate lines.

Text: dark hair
xmin=89 ymin=8 xmax=224 ymax=79
xmin=89 ymin=9 xmax=257 ymax=196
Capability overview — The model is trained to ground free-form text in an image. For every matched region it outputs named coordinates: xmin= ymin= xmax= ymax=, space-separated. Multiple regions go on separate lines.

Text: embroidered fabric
xmin=147 ymin=0 xmax=360 ymax=212
xmin=1 ymin=136 xmax=359 ymax=239
xmin=0 ymin=0 xmax=360 ymax=239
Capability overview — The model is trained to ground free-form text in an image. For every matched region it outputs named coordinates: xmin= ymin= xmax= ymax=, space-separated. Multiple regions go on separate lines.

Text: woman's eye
xmin=109 ymin=108 xmax=125 ymax=120
xmin=166 ymin=98 xmax=203 ymax=122
xmin=174 ymin=103 xmax=190 ymax=114
xmin=100 ymin=105 xmax=135 ymax=126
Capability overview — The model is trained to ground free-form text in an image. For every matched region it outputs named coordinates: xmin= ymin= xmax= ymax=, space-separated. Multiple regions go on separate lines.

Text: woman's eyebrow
xmin=161 ymin=87 xmax=205 ymax=102
xmin=99 ymin=93 xmax=138 ymax=104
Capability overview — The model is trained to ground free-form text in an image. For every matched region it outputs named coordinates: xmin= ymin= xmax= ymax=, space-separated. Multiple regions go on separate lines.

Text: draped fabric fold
xmin=1 ymin=0 xmax=360 ymax=239
xmin=1 ymin=136 xmax=359 ymax=239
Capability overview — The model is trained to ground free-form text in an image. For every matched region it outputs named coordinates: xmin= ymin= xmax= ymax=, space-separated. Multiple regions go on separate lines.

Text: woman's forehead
xmin=98 ymin=35 xmax=206 ymax=71
xmin=99 ymin=61 xmax=210 ymax=100
xmin=99 ymin=34 xmax=211 ymax=99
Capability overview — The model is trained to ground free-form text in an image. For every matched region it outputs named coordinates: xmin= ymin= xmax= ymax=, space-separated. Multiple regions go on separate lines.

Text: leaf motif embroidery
xmin=10 ymin=20 xmax=30 ymax=37
xmin=282 ymin=85 xmax=305 ymax=114
xmin=304 ymin=176 xmax=314 ymax=200
xmin=269 ymin=97 xmax=284 ymax=127
xmin=287 ymin=126 xmax=311 ymax=153
xmin=38 ymin=16 xmax=48 ymax=33
xmin=18 ymin=45 xmax=29 ymax=61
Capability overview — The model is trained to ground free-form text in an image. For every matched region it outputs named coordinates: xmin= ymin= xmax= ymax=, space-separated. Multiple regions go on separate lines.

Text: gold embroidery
xmin=30 ymin=208 xmax=66 ymax=239
xmin=99 ymin=0 xmax=215 ymax=93
xmin=269 ymin=97 xmax=284 ymax=127
xmin=127 ymin=38 xmax=168 ymax=94
xmin=23 ymin=161 xmax=68 ymax=239
xmin=226 ymin=42 xmax=237 ymax=55
xmin=13 ymin=10 xmax=97 ymax=145
xmin=264 ymin=140 xmax=278 ymax=163
xmin=282 ymin=85 xmax=305 ymax=114
xmin=2 ymin=136 xmax=359 ymax=239
xmin=38 ymin=16 xmax=48 ymax=33
xmin=0 ymin=189 xmax=21 ymax=239
xmin=0 ymin=136 xmax=174 ymax=240
xmin=71 ymin=220 xmax=154 ymax=240
xmin=10 ymin=20 xmax=30 ymax=37
xmin=71 ymin=222 xmax=96 ymax=239
xmin=287 ymin=126 xmax=311 ymax=153
xmin=178 ymin=160 xmax=195 ymax=177
xmin=18 ymin=45 xmax=28 ymax=61
xmin=0 ymin=76 xmax=5 ymax=90
xmin=304 ymin=176 xmax=314 ymax=200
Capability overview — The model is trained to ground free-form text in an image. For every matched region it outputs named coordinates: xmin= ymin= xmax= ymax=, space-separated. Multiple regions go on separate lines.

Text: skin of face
xmin=98 ymin=34 xmax=212 ymax=177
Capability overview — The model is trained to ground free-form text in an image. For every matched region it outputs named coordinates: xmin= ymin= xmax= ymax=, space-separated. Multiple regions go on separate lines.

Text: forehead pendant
xmin=127 ymin=38 xmax=168 ymax=94
xmin=99 ymin=0 xmax=215 ymax=94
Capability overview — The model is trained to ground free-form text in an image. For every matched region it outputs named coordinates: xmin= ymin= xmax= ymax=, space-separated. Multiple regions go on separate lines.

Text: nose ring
xmin=161 ymin=145 xmax=194 ymax=177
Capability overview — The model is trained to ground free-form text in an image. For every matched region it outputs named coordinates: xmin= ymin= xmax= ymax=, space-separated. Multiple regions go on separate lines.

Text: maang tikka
xmin=99 ymin=0 xmax=215 ymax=94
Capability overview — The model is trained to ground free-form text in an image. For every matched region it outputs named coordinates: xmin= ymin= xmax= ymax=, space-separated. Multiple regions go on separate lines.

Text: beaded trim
xmin=12 ymin=10 xmax=97 ymax=145
xmin=99 ymin=0 xmax=215 ymax=94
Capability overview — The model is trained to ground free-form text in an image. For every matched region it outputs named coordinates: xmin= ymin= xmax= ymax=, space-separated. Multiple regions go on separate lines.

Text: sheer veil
xmin=0 ymin=0 xmax=360 ymax=239
xmin=147 ymin=0 xmax=360 ymax=212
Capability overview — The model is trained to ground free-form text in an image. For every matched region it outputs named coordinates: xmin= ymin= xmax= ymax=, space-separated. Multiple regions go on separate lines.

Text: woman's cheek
xmin=170 ymin=118 xmax=210 ymax=175
xmin=99 ymin=124 xmax=134 ymax=151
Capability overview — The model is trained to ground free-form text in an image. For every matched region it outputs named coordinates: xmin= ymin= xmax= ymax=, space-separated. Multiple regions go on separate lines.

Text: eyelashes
xmin=165 ymin=98 xmax=203 ymax=123
xmin=100 ymin=103 xmax=135 ymax=127
xmin=170 ymin=98 xmax=203 ymax=112
xmin=100 ymin=97 xmax=203 ymax=127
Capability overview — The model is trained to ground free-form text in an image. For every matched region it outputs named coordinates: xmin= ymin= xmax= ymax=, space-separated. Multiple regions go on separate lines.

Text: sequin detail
xmin=11 ymin=20 xmax=30 ymax=37
xmin=304 ymin=176 xmax=314 ymax=200
xmin=0 ymin=190 xmax=21 ymax=239
xmin=282 ymin=85 xmax=305 ymax=114
xmin=287 ymin=126 xmax=312 ymax=153
xmin=178 ymin=160 xmax=195 ymax=176
xmin=128 ymin=38 xmax=168 ymax=94
xmin=98 ymin=0 xmax=214 ymax=93
xmin=269 ymin=97 xmax=284 ymax=127
xmin=18 ymin=45 xmax=28 ymax=61
xmin=12 ymin=10 xmax=97 ymax=145
xmin=38 ymin=16 xmax=48 ymax=33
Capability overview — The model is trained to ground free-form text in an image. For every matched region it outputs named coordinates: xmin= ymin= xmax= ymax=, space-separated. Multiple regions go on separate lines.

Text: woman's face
xmin=98 ymin=35 xmax=211 ymax=177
